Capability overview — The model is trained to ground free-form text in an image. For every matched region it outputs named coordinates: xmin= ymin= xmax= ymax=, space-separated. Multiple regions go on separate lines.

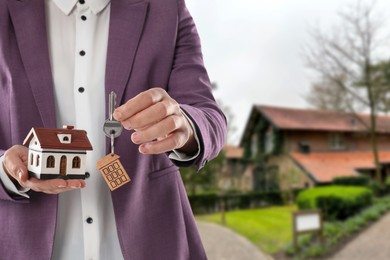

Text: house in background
xmin=219 ymin=145 xmax=245 ymax=191
xmin=235 ymin=105 xmax=390 ymax=191
xmin=23 ymin=126 xmax=93 ymax=180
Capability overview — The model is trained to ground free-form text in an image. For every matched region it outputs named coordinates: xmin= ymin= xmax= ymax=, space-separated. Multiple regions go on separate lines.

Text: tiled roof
xmin=291 ymin=151 xmax=390 ymax=183
xmin=223 ymin=145 xmax=243 ymax=159
xmin=23 ymin=127 xmax=93 ymax=151
xmin=257 ymin=105 xmax=390 ymax=133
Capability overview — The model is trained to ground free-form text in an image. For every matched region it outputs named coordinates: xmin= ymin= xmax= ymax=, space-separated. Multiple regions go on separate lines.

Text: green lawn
xmin=196 ymin=205 xmax=297 ymax=254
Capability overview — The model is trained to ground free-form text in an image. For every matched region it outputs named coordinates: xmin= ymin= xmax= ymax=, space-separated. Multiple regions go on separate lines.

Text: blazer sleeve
xmin=0 ymin=150 xmax=29 ymax=203
xmin=167 ymin=0 xmax=227 ymax=171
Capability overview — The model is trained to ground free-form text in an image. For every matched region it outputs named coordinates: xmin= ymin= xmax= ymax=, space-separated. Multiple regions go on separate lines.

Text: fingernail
xmin=123 ymin=121 xmax=131 ymax=130
xmin=132 ymin=133 xmax=141 ymax=143
xmin=139 ymin=144 xmax=149 ymax=154
xmin=58 ymin=185 xmax=66 ymax=188
xmin=113 ymin=110 xmax=122 ymax=120
xmin=18 ymin=170 xmax=23 ymax=181
xmin=70 ymin=186 xmax=80 ymax=189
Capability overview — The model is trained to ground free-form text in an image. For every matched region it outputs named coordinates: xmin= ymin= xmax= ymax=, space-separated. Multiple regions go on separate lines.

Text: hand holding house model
xmin=23 ymin=126 xmax=93 ymax=180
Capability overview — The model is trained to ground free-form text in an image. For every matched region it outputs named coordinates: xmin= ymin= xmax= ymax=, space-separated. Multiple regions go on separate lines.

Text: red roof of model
xmin=23 ymin=127 xmax=93 ymax=151
xmin=291 ymin=151 xmax=390 ymax=183
xmin=256 ymin=105 xmax=390 ymax=133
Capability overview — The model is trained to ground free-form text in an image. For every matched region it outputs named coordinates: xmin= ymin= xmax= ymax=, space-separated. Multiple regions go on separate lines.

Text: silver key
xmin=103 ymin=92 xmax=123 ymax=154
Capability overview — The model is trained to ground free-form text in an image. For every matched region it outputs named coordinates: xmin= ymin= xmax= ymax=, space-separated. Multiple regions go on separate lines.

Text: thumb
xmin=3 ymin=145 xmax=29 ymax=184
xmin=17 ymin=168 xmax=28 ymax=183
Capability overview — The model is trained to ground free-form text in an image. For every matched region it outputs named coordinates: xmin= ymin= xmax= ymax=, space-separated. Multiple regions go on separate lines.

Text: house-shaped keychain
xmin=96 ymin=154 xmax=130 ymax=191
xmin=23 ymin=126 xmax=93 ymax=179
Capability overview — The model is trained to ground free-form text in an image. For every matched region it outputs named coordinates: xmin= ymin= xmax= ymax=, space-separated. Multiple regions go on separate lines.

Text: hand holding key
xmin=97 ymin=91 xmax=130 ymax=191
xmin=113 ymin=88 xmax=198 ymax=155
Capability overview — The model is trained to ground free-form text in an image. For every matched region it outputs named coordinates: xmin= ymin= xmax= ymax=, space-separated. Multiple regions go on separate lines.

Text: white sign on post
xmin=292 ymin=210 xmax=323 ymax=252
xmin=296 ymin=213 xmax=321 ymax=232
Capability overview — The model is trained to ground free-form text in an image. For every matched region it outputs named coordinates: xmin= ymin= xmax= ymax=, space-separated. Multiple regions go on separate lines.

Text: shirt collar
xmin=51 ymin=0 xmax=111 ymax=16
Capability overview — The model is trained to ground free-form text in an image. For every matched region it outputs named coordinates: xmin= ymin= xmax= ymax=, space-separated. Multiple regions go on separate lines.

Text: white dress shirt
xmin=0 ymin=0 xmax=200 ymax=259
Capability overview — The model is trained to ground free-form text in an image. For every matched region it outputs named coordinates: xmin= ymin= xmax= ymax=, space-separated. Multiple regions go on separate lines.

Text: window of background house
xmin=265 ymin=127 xmax=274 ymax=154
xmin=329 ymin=132 xmax=345 ymax=150
xmin=251 ymin=134 xmax=258 ymax=157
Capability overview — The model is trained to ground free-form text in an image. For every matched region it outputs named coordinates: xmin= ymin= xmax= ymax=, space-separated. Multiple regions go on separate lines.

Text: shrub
xmin=188 ymin=191 xmax=284 ymax=214
xmin=333 ymin=176 xmax=370 ymax=187
xmin=286 ymin=195 xmax=390 ymax=259
xmin=296 ymin=186 xmax=373 ymax=220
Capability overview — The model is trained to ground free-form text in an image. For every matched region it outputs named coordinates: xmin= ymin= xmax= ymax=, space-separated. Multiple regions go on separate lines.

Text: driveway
xmin=331 ymin=212 xmax=390 ymax=260
xmin=196 ymin=221 xmax=272 ymax=260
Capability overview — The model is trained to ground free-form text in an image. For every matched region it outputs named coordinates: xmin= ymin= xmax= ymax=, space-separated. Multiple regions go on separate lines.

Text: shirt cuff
xmin=0 ymin=156 xmax=30 ymax=198
xmin=168 ymin=109 xmax=201 ymax=162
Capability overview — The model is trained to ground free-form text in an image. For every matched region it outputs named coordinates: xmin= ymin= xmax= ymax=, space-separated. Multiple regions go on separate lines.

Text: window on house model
xmin=329 ymin=133 xmax=345 ymax=150
xmin=36 ymin=155 xmax=40 ymax=167
xmin=30 ymin=153 xmax=34 ymax=166
xmin=72 ymin=156 xmax=81 ymax=169
xmin=47 ymin=156 xmax=55 ymax=168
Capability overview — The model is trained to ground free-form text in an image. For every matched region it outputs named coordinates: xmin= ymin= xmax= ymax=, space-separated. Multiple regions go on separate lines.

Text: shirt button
xmin=81 ymin=15 xmax=87 ymax=21
xmin=78 ymin=87 xmax=85 ymax=93
xmin=79 ymin=0 xmax=85 ymax=4
xmin=79 ymin=50 xmax=86 ymax=56
xmin=85 ymin=172 xmax=90 ymax=178
xmin=86 ymin=217 xmax=93 ymax=224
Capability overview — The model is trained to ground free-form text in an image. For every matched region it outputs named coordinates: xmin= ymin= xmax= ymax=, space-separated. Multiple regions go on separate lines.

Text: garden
xmin=194 ymin=176 xmax=390 ymax=259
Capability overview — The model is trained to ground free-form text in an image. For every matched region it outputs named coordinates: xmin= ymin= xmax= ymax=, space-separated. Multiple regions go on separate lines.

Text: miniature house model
xmin=23 ymin=126 xmax=93 ymax=180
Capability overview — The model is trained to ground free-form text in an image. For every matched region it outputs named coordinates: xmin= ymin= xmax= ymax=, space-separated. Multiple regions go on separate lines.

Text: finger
xmin=113 ymin=88 xmax=166 ymax=122
xmin=43 ymin=187 xmax=79 ymax=195
xmin=131 ymin=115 xmax=182 ymax=145
xmin=24 ymin=178 xmax=86 ymax=193
xmin=3 ymin=146 xmax=29 ymax=184
xmin=139 ymin=131 xmax=187 ymax=154
xmin=122 ymin=99 xmax=180 ymax=130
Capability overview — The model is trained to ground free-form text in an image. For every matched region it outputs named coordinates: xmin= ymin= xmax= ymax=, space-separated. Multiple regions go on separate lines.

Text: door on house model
xmin=60 ymin=156 xmax=67 ymax=177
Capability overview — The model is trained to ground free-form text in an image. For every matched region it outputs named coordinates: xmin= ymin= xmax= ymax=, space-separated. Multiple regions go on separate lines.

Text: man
xmin=0 ymin=0 xmax=227 ymax=259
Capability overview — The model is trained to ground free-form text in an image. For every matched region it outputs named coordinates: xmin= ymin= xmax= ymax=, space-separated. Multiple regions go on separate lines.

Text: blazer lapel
xmin=8 ymin=0 xmax=57 ymax=128
xmin=105 ymin=0 xmax=149 ymax=109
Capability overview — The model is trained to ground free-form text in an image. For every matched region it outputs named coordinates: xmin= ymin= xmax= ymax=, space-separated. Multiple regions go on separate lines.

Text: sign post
xmin=292 ymin=210 xmax=323 ymax=252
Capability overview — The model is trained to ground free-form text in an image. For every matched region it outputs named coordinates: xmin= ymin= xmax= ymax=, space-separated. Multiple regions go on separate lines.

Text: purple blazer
xmin=0 ymin=0 xmax=227 ymax=259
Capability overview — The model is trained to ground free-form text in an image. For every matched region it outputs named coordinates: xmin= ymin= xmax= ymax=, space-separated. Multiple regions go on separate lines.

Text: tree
xmin=180 ymin=151 xmax=225 ymax=195
xmin=305 ymin=75 xmax=361 ymax=112
xmin=370 ymin=60 xmax=390 ymax=114
xmin=304 ymin=1 xmax=389 ymax=185
xmin=211 ymin=82 xmax=238 ymax=144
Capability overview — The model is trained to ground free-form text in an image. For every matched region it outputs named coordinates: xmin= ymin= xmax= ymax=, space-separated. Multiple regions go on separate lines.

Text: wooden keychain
xmin=96 ymin=91 xmax=131 ymax=191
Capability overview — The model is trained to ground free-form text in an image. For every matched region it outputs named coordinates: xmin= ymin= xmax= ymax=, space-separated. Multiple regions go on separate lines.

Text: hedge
xmin=285 ymin=196 xmax=390 ymax=258
xmin=188 ymin=191 xmax=284 ymax=214
xmin=296 ymin=186 xmax=373 ymax=220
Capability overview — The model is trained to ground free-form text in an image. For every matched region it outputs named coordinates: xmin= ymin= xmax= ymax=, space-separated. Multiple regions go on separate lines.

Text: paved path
xmin=331 ymin=212 xmax=390 ymax=260
xmin=196 ymin=221 xmax=271 ymax=260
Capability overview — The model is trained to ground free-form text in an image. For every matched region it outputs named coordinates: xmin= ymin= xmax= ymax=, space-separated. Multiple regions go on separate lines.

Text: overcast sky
xmin=186 ymin=0 xmax=390 ymax=144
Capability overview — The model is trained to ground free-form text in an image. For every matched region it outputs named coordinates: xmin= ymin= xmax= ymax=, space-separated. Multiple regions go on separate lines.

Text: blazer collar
xmin=8 ymin=0 xmax=57 ymax=128
xmin=8 ymin=0 xmax=149 ymax=126
xmin=105 ymin=0 xmax=149 ymax=110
